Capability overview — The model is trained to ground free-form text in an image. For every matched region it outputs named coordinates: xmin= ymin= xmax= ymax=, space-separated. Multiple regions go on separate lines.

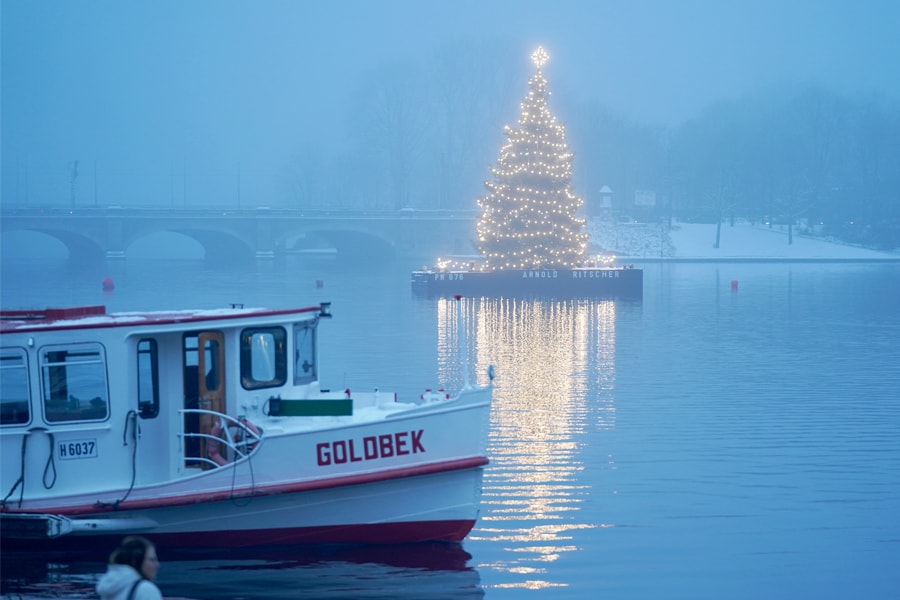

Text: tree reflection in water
xmin=435 ymin=296 xmax=625 ymax=592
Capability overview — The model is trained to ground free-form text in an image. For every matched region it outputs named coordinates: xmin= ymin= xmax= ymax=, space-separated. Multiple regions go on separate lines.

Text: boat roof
xmin=0 ymin=304 xmax=325 ymax=334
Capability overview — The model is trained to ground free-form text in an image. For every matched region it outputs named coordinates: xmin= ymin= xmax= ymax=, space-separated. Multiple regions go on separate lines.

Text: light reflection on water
xmin=434 ymin=297 xmax=621 ymax=591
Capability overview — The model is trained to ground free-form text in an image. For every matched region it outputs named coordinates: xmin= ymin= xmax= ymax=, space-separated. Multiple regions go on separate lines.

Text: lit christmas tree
xmin=474 ymin=46 xmax=589 ymax=270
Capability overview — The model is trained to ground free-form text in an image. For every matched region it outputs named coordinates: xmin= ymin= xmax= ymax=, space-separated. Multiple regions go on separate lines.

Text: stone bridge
xmin=0 ymin=207 xmax=478 ymax=261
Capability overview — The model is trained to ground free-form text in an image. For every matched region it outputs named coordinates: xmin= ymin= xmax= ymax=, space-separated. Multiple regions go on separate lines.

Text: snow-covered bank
xmin=587 ymin=220 xmax=900 ymax=261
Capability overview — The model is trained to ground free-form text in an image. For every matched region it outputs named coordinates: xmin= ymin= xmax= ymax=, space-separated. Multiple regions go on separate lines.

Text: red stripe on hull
xmin=3 ymin=457 xmax=488 ymax=517
xmin=3 ymin=519 xmax=476 ymax=552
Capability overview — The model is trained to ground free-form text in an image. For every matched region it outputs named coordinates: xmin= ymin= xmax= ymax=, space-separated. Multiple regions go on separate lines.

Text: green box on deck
xmin=268 ymin=397 xmax=353 ymax=417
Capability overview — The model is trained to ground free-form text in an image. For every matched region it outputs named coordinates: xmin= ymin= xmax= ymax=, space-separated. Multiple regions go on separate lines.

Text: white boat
xmin=0 ymin=302 xmax=493 ymax=549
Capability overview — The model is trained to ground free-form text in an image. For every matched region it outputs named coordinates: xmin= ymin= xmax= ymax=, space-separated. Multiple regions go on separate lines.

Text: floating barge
xmin=411 ymin=265 xmax=643 ymax=299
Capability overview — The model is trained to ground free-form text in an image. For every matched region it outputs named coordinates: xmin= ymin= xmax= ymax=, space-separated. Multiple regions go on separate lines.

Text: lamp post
xmin=70 ymin=160 xmax=79 ymax=208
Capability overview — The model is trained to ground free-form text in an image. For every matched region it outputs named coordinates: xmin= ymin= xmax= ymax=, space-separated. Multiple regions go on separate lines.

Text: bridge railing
xmin=1 ymin=206 xmax=480 ymax=220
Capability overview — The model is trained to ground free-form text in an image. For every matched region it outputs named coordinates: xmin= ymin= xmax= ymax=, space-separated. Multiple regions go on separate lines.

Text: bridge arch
xmin=126 ymin=224 xmax=256 ymax=262
xmin=2 ymin=225 xmax=107 ymax=262
xmin=276 ymin=225 xmax=397 ymax=261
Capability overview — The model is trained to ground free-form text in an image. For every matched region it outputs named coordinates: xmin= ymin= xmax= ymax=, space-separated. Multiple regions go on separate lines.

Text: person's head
xmin=109 ymin=536 xmax=160 ymax=581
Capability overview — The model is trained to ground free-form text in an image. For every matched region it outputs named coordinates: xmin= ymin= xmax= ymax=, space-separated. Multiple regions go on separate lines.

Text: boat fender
xmin=207 ymin=419 xmax=229 ymax=467
xmin=237 ymin=416 xmax=262 ymax=437
xmin=233 ymin=416 xmax=262 ymax=453
xmin=208 ymin=417 xmax=263 ymax=466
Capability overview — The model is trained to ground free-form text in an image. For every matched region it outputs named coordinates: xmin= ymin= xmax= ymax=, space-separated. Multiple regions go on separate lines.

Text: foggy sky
xmin=3 ymin=0 xmax=899 ymax=206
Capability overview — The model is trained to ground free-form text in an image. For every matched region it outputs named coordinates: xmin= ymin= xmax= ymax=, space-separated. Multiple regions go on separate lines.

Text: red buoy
xmin=731 ymin=279 xmax=739 ymax=292
xmin=102 ymin=277 xmax=115 ymax=291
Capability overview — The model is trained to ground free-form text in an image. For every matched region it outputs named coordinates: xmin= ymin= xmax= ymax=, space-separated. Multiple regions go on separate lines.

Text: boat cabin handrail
xmin=180 ymin=409 xmax=263 ymax=466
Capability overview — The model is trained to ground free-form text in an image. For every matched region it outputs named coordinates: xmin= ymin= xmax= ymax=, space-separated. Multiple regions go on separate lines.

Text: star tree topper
xmin=531 ymin=46 xmax=549 ymax=69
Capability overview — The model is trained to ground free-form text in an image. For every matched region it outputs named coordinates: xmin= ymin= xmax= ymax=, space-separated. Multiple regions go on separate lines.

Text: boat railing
xmin=180 ymin=409 xmax=263 ymax=468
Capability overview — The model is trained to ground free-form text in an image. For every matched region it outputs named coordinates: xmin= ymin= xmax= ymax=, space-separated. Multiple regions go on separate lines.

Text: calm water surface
xmin=2 ymin=257 xmax=899 ymax=599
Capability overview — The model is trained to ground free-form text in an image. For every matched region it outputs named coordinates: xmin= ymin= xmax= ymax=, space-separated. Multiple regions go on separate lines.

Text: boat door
xmin=184 ymin=331 xmax=226 ymax=469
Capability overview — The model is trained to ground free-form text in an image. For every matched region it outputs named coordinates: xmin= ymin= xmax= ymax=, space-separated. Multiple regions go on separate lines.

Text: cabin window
xmin=1 ymin=348 xmax=30 ymax=426
xmin=203 ymin=338 xmax=220 ymax=391
xmin=41 ymin=344 xmax=109 ymax=423
xmin=137 ymin=339 xmax=160 ymax=418
xmin=293 ymin=321 xmax=316 ymax=385
xmin=240 ymin=327 xmax=287 ymax=390
xmin=183 ymin=334 xmax=199 ymax=381
xmin=183 ymin=332 xmax=225 ymax=395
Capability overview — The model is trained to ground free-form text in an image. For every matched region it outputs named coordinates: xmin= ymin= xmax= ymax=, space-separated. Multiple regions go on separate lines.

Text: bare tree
xmin=279 ymin=147 xmax=326 ymax=209
xmin=428 ymin=39 xmax=522 ymax=210
xmin=347 ymin=60 xmax=432 ymax=210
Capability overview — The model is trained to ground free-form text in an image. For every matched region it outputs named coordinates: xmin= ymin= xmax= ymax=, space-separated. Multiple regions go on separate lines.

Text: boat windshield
xmin=240 ymin=327 xmax=287 ymax=390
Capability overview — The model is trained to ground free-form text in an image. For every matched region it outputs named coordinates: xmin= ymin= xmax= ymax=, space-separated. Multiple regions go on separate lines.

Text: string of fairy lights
xmin=438 ymin=46 xmax=590 ymax=272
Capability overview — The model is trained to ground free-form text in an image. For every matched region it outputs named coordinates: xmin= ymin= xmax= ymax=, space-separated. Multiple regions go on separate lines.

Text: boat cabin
xmin=1 ymin=304 xmax=331 ymax=505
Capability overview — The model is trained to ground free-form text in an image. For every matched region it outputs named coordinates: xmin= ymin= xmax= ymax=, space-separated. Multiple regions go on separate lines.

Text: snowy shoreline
xmin=588 ymin=220 xmax=900 ymax=262
xmin=622 ymin=255 xmax=900 ymax=263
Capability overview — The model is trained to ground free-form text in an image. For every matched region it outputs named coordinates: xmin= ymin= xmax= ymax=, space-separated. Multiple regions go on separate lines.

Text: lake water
xmin=2 ymin=256 xmax=900 ymax=599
